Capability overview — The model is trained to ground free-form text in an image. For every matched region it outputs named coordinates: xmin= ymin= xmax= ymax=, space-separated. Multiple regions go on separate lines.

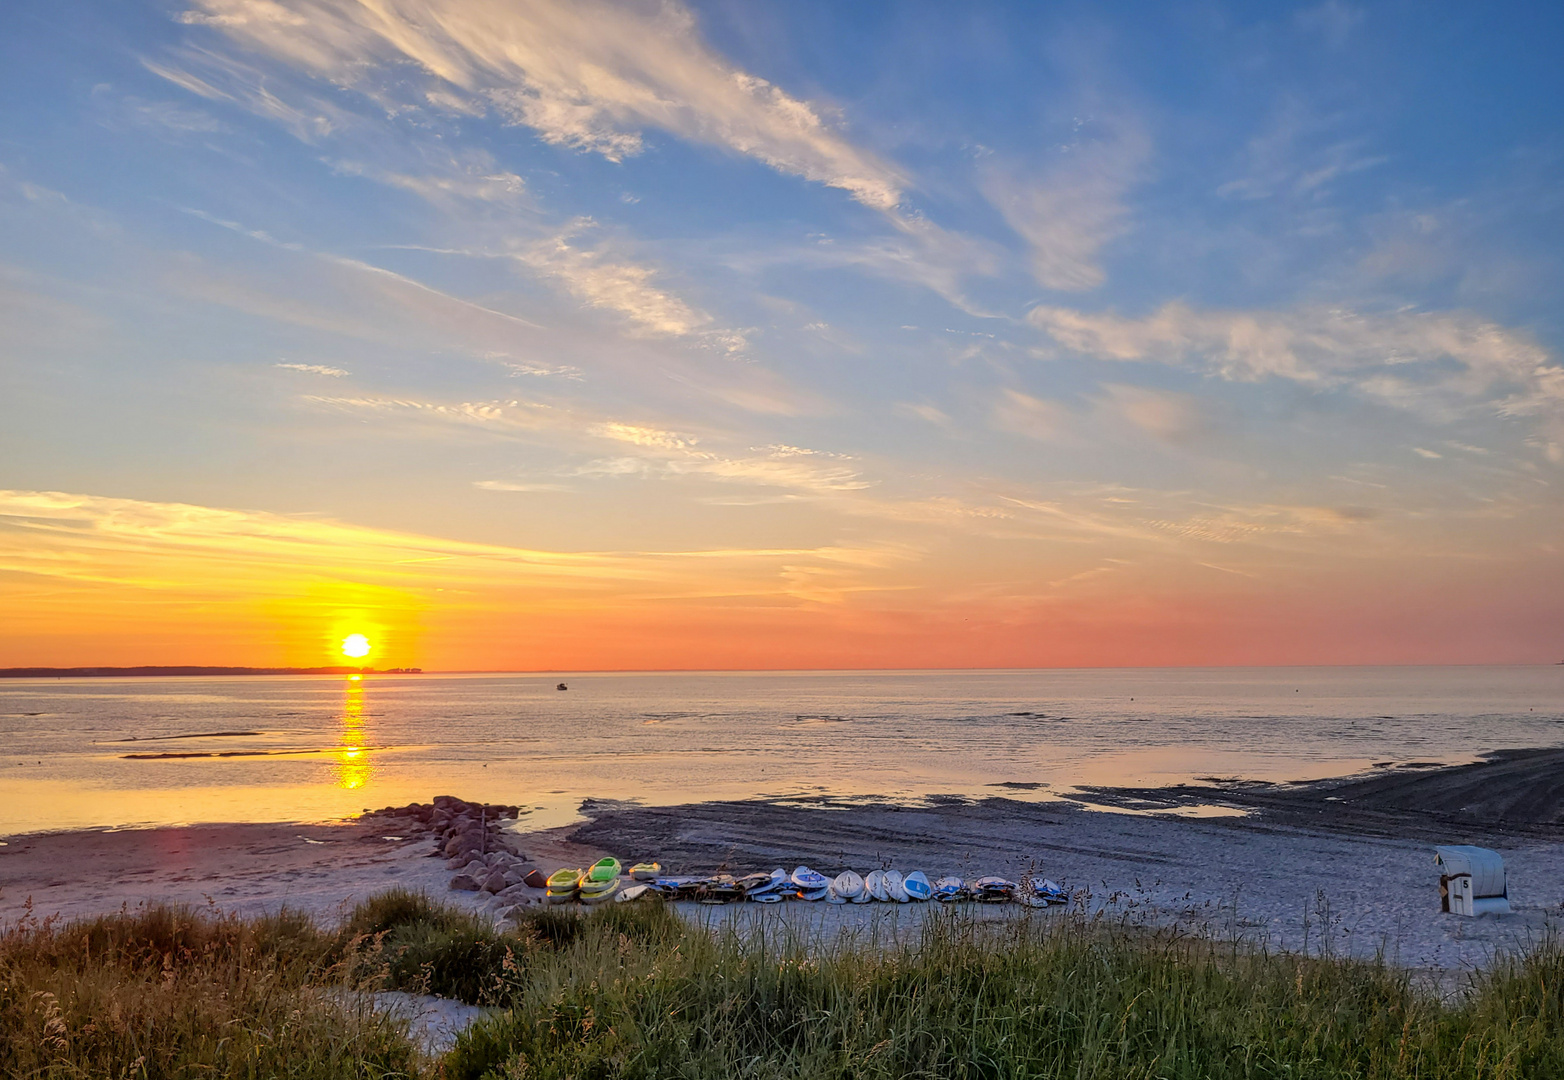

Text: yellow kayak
xmin=546 ymin=867 xmax=582 ymax=893
xmin=629 ymin=861 xmax=661 ymax=881
xmin=579 ymin=878 xmax=620 ymax=904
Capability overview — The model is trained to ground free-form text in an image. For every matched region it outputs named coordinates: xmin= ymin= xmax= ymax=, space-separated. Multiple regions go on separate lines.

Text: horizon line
xmin=3 ymin=660 xmax=1560 ymax=678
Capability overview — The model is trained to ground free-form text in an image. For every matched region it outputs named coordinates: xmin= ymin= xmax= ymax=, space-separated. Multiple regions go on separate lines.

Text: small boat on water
xmin=629 ymin=861 xmax=661 ymax=881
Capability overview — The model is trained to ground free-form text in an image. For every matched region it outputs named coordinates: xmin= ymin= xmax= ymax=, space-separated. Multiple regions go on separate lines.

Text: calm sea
xmin=2 ymin=667 xmax=1561 ymax=835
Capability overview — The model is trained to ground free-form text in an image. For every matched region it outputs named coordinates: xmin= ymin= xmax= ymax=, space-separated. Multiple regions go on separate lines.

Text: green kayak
xmin=586 ymin=857 xmax=621 ymax=884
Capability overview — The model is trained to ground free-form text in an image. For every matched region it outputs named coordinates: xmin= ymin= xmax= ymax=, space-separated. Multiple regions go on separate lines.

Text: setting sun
xmin=341 ymin=633 xmax=371 ymax=659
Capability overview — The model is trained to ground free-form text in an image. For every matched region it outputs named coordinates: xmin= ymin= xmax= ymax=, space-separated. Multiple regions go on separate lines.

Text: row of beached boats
xmin=544 ymin=859 xmax=1068 ymax=907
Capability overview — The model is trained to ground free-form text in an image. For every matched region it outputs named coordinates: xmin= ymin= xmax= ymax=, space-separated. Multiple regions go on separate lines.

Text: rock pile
xmin=361 ymin=796 xmax=538 ymax=908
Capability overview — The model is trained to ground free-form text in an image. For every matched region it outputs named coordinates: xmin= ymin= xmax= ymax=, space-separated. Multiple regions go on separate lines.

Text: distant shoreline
xmin=2 ymin=663 xmax=1559 ymax=679
xmin=0 ymin=666 xmax=424 ymax=678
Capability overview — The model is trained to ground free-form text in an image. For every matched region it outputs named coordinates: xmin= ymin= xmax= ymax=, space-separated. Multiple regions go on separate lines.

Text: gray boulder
xmin=449 ymin=874 xmax=481 ymax=891
xmin=481 ymin=871 xmax=507 ymax=894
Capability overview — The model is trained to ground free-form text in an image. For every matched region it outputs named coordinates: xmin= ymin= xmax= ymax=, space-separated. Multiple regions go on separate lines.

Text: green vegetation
xmin=0 ymin=901 xmax=416 ymax=1079
xmin=4 ymin=891 xmax=1562 ymax=1079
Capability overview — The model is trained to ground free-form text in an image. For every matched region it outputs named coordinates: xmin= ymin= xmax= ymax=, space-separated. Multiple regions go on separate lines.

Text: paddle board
xmin=865 ymin=870 xmax=889 ymax=901
xmin=884 ymin=870 xmax=909 ymax=903
xmin=791 ymin=866 xmax=829 ymax=890
xmin=903 ymin=871 xmax=932 ymax=901
xmin=933 ymin=876 xmax=965 ymax=901
xmin=834 ymin=870 xmax=865 ymax=899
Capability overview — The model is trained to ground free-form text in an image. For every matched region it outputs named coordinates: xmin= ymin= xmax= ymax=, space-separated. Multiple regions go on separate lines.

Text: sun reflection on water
xmin=336 ymin=676 xmax=371 ymax=790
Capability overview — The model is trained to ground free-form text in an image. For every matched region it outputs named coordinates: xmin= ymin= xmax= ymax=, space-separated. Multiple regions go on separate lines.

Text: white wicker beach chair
xmin=1433 ymin=845 xmax=1510 ymax=916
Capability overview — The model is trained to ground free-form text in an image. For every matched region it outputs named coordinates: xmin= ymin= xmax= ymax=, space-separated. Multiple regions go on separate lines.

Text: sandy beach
xmin=4 ymin=752 xmax=1562 ymax=977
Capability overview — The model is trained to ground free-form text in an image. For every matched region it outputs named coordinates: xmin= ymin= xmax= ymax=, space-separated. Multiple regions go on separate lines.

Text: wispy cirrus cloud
xmin=1029 ymin=302 xmax=1564 ymax=456
xmin=327 ymin=156 xmax=528 ymax=207
xmin=175 ymin=0 xmax=906 ymax=210
xmin=1216 ymin=98 xmax=1387 ymax=204
xmin=91 ymin=86 xmax=227 ymax=138
xmin=1095 ymin=384 xmax=1224 ymax=448
xmin=389 ymin=226 xmax=748 ymax=351
xmin=0 ymin=489 xmax=905 ymax=614
xmin=519 ymin=223 xmax=717 ymax=341
xmin=302 ymin=394 xmax=869 ymax=494
xmin=726 ymin=214 xmax=1004 ymax=317
xmin=993 ymin=388 xmax=1074 ymax=442
xmin=275 ymin=362 xmax=348 ymax=377
xmin=985 ymin=113 xmax=1150 ymax=292
xmin=151 ymin=1 xmax=1003 ymax=330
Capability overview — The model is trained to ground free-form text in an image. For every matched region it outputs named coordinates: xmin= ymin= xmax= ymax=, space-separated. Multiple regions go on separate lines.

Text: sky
xmin=1 ymin=0 xmax=1562 ymax=670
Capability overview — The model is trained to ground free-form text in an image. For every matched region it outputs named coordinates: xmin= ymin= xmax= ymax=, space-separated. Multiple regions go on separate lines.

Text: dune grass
xmin=444 ymin=904 xmax=1564 ymax=1080
xmin=0 ymin=900 xmax=418 ymax=1079
xmin=4 ymin=891 xmax=1562 ymax=1079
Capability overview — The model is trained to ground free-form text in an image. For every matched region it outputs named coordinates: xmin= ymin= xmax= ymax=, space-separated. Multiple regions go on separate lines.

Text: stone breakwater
xmin=362 ymin=796 xmax=545 ymax=918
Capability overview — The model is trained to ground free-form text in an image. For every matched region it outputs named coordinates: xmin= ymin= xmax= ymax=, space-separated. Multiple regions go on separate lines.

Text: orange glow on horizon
xmin=2 ymin=488 xmax=1561 ymax=670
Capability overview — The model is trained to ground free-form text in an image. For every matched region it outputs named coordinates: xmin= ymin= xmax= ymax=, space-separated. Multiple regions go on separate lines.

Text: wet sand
xmin=1077 ymin=747 xmax=1564 ymax=840
xmin=3 ymin=752 xmax=1562 ymax=974
xmin=0 ymin=818 xmax=611 ymax=928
